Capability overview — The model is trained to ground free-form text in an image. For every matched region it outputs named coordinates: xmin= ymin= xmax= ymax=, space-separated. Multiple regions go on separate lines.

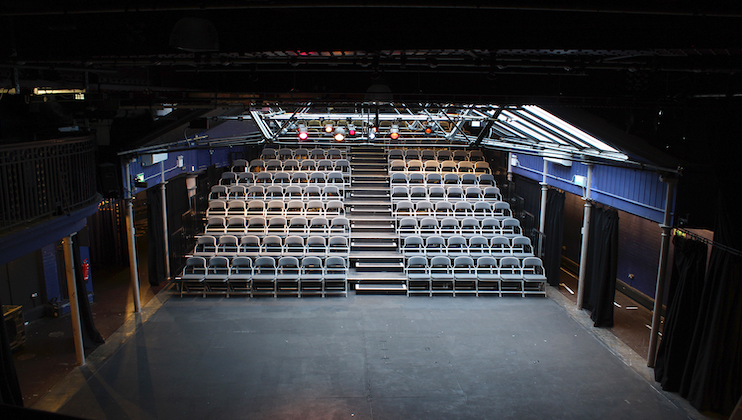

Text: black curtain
xmin=654 ymin=236 xmax=707 ymax=391
xmin=543 ymin=189 xmax=565 ymax=286
xmin=0 ymin=296 xmax=23 ymax=406
xmin=147 ymin=187 xmax=165 ymax=286
xmin=582 ymin=207 xmax=619 ymax=328
xmin=166 ymin=176 xmax=191 ymax=277
xmin=680 ymin=194 xmax=742 ymax=415
xmin=72 ymin=237 xmax=105 ymax=349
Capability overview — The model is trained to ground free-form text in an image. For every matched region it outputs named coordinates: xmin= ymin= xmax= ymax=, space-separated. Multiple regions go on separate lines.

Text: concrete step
xmin=354 ymin=260 xmax=404 ymax=271
xmin=354 ymin=283 xmax=408 ymax=295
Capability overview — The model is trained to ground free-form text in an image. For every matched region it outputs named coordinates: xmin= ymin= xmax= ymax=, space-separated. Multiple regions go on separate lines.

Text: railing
xmin=0 ymin=136 xmax=98 ymax=233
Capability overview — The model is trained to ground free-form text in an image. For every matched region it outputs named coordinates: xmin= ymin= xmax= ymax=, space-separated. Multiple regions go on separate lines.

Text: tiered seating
xmin=387 ymin=149 xmax=547 ymax=298
xmin=176 ymin=147 xmax=350 ymax=298
xmin=177 ymin=254 xmax=348 ymax=298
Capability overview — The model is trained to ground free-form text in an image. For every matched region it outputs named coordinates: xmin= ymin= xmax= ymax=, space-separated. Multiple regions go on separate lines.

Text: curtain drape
xmin=543 ymin=189 xmax=565 ymax=286
xmin=146 ymin=186 xmax=165 ymax=287
xmin=582 ymin=206 xmax=619 ymax=328
xmin=653 ymin=236 xmax=707 ymax=391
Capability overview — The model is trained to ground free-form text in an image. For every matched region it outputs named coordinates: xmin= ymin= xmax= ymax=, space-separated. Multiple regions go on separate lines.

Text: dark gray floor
xmin=57 ymin=295 xmax=691 ymax=420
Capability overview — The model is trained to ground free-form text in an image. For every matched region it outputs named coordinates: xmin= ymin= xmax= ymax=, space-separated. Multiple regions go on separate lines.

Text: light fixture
xmin=347 ymin=124 xmax=356 ymax=136
xmin=424 ymin=123 xmax=434 ymax=136
xmin=324 ymin=123 xmax=334 ymax=133
xmin=389 ymin=124 xmax=400 ymax=140
xmin=333 ymin=127 xmax=346 ymax=142
xmin=297 ymin=124 xmax=309 ymax=141
xmin=368 ymin=125 xmax=376 ymax=140
xmin=33 ymin=87 xmax=86 ymax=95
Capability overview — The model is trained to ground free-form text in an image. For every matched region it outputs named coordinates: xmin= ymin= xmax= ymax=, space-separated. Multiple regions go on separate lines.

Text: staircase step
xmin=354 ymin=283 xmax=408 ymax=294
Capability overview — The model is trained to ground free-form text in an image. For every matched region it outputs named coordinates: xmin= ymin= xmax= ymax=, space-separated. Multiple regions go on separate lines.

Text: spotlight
xmin=348 ymin=124 xmax=356 ymax=136
xmin=368 ymin=125 xmax=377 ymax=140
xmin=333 ymin=127 xmax=346 ymax=142
xmin=297 ymin=124 xmax=309 ymax=141
xmin=424 ymin=123 xmax=434 ymax=136
xmin=324 ymin=123 xmax=334 ymax=133
xmin=389 ymin=124 xmax=400 ymax=140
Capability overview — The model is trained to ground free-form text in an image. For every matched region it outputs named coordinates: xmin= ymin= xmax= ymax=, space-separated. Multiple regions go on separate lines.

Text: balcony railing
xmin=0 ymin=136 xmax=98 ymax=233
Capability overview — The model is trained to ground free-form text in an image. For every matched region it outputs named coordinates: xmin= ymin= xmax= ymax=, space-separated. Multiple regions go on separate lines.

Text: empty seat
xmin=425 ymin=236 xmax=446 ymax=256
xmin=452 ymin=150 xmax=468 ymax=161
xmin=406 ymin=256 xmax=430 ymax=295
xmin=460 ymin=217 xmax=480 ymax=236
xmin=474 ymin=161 xmax=491 ymax=174
xmin=453 ymin=256 xmax=477 ymax=295
xmin=310 ymin=149 xmax=326 ymax=159
xmin=306 ymin=200 xmax=324 ymax=214
xmin=440 ymin=217 xmax=459 ymax=234
xmin=193 ymin=235 xmax=218 ymax=258
xmin=465 ymin=187 xmax=483 ymax=200
xmin=204 ymin=256 xmax=231 ymax=296
xmin=330 ymin=217 xmax=350 ymax=235
xmin=473 ymin=201 xmax=492 ymax=217
xmin=249 ymin=159 xmax=266 ymax=172
xmin=291 ymin=172 xmax=308 ymax=184
xmin=226 ymin=200 xmax=246 ymax=217
xmin=405 ymin=149 xmax=420 ymax=160
xmin=493 ymin=201 xmax=512 ymax=217
xmin=499 ymin=257 xmax=524 ymax=296
xmin=247 ymin=186 xmax=265 ymax=199
xmin=326 ymin=200 xmax=345 ymax=215
xmin=328 ymin=236 xmax=349 ymax=254
xmin=285 ymin=185 xmax=303 ymax=199
xmin=283 ymin=159 xmax=300 ymax=171
xmin=284 ymin=235 xmax=305 ymax=255
xmin=457 ymin=161 xmax=474 ymax=173
xmin=426 ymin=173 xmax=442 ymax=184
xmin=454 ymin=201 xmax=473 ymax=216
xmin=262 ymin=149 xmax=278 ymax=160
xmin=255 ymin=172 xmax=273 ymax=184
xmin=435 ymin=201 xmax=454 ymax=216
xmin=220 ymin=172 xmax=237 ymax=185
xmin=483 ymin=187 xmax=502 ymax=201
xmin=252 ymin=257 xmax=277 ymax=296
xmin=277 ymin=148 xmax=293 ymax=160
xmin=226 ymin=216 xmax=247 ymax=234
xmin=447 ymin=187 xmax=464 ymax=200
xmin=273 ymin=171 xmax=291 ymax=184
xmin=246 ymin=216 xmax=267 ymax=234
xmin=228 ymin=185 xmax=246 ymax=200
xmin=294 ymin=148 xmax=310 ymax=159
xmin=309 ymin=217 xmax=329 ymax=235
xmin=299 ymin=159 xmax=317 ymax=171
xmin=300 ymin=256 xmax=324 ymax=296
xmin=316 ymin=159 xmax=334 ymax=171
xmin=207 ymin=200 xmax=227 ymax=217
xmin=501 ymin=218 xmax=522 ymax=235
xmin=468 ymin=236 xmax=490 ymax=257
xmin=437 ymin=150 xmax=452 ymax=161
xmin=239 ymin=235 xmax=261 ymax=257
xmin=205 ymin=217 xmax=226 ymax=234
xmin=478 ymin=174 xmax=495 ymax=186
xmin=408 ymin=172 xmax=425 ymax=184
xmin=210 ymin=185 xmax=228 ymax=200
xmin=490 ymin=236 xmax=511 ymax=257
xmin=178 ymin=256 xmax=207 ymax=297
xmin=217 ymin=235 xmax=240 ymax=257
xmin=398 ymin=217 xmax=418 ymax=235
xmin=440 ymin=160 xmax=458 ymax=172
xmin=327 ymin=148 xmax=343 ymax=159
xmin=401 ymin=235 xmax=425 ymax=256
xmin=265 ymin=185 xmax=284 ymax=199
xmin=476 ymin=256 xmax=500 ymax=296
xmin=267 ymin=216 xmax=287 ymax=234
xmin=392 ymin=186 xmax=409 ymax=199
xmin=334 ymin=159 xmax=350 ymax=173
xmin=323 ymin=256 xmax=348 ymax=296
xmin=428 ymin=186 xmax=446 ymax=200
xmin=305 ymin=185 xmax=322 ymax=198
xmin=469 ymin=150 xmax=485 ymax=161
xmin=461 ymin=173 xmax=478 ymax=185
xmin=247 ymin=200 xmax=266 ymax=215
xmin=265 ymin=159 xmax=282 ymax=171
xmin=276 ymin=256 xmax=301 ymax=297
xmin=395 ymin=200 xmax=415 ymax=217
xmin=229 ymin=257 xmax=253 ymax=296
xmin=522 ymin=257 xmax=548 ymax=296
xmin=443 ymin=173 xmax=460 ymax=184
xmin=309 ymin=172 xmax=327 ymax=184
xmin=480 ymin=217 xmax=501 ymax=235
xmin=390 ymin=172 xmax=408 ymax=185
xmin=388 ymin=149 xmax=405 ymax=160
xmin=390 ymin=160 xmax=407 ymax=171
xmin=430 ymin=256 xmax=454 ymax=294
xmin=446 ymin=235 xmax=468 ymax=257
xmin=327 ymin=171 xmax=345 ymax=184
xmin=306 ymin=236 xmax=327 ymax=254
xmin=237 ymin=172 xmax=254 ymax=185
xmin=286 ymin=200 xmax=305 ymax=214
xmin=288 ymin=217 xmax=309 ymax=235
xmin=409 ymin=186 xmax=427 ymax=199
xmin=322 ymin=185 xmax=342 ymax=198
xmin=419 ymin=217 xmax=439 ymax=235
xmin=266 ymin=200 xmax=285 ymax=214
xmin=416 ymin=200 xmax=434 ymax=215
xmin=420 ymin=150 xmax=437 ymax=161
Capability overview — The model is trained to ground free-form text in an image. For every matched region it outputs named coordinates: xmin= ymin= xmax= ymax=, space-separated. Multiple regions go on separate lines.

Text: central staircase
xmin=346 ymin=147 xmax=407 ymax=294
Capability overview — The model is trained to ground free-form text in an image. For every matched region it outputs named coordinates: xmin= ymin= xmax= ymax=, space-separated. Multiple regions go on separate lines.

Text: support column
xmin=647 ymin=176 xmax=676 ymax=367
xmin=62 ymin=235 xmax=85 ymax=366
xmin=124 ymin=160 xmax=142 ymax=312
xmin=160 ymin=161 xmax=171 ymax=281
xmin=576 ymin=163 xmax=594 ymax=310
xmin=538 ymin=159 xmax=549 ymax=258
xmin=507 ymin=152 xmax=513 ymax=183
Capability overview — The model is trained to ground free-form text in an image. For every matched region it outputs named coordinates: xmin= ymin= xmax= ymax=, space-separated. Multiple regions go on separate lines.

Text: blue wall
xmin=512 ymin=154 xmax=668 ymax=223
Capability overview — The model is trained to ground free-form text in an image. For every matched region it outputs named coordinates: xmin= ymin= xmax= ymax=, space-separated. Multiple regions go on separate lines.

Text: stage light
xmin=297 ymin=124 xmax=309 ymax=140
xmin=368 ymin=126 xmax=376 ymax=140
xmin=348 ymin=124 xmax=356 ymax=136
xmin=389 ymin=124 xmax=400 ymax=140
xmin=333 ymin=127 xmax=346 ymax=142
xmin=324 ymin=123 xmax=334 ymax=133
xmin=424 ymin=124 xmax=434 ymax=136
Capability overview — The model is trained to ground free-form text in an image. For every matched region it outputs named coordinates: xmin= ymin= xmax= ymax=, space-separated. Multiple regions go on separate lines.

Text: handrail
xmin=0 ymin=136 xmax=98 ymax=233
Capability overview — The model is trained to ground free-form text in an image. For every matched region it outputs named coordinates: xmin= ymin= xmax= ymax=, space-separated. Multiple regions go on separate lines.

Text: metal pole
xmin=124 ymin=160 xmax=142 ymax=312
xmin=647 ymin=177 xmax=676 ymax=367
xmin=160 ymin=161 xmax=171 ymax=281
xmin=576 ymin=163 xmax=594 ymax=310
xmin=507 ymin=152 xmax=513 ymax=183
xmin=539 ymin=159 xmax=549 ymax=258
xmin=62 ymin=235 xmax=85 ymax=366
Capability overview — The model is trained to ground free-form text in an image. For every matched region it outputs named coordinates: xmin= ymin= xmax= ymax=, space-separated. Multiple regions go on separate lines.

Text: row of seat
xmin=246 ymin=159 xmax=350 ymax=173
xmin=401 ymin=235 xmax=533 ymax=257
xmin=390 ymin=172 xmax=495 ymax=187
xmin=390 ymin=159 xmax=490 ymax=173
xmin=193 ymin=235 xmax=350 ymax=257
xmin=394 ymin=200 xmax=511 ymax=219
xmin=398 ymin=216 xmax=522 ymax=237
xmin=209 ymin=185 xmax=344 ymax=201
xmin=205 ymin=216 xmax=350 ymax=236
xmin=405 ymin=256 xmax=547 ymax=297
xmin=388 ymin=149 xmax=484 ymax=162
xmin=207 ymin=199 xmax=345 ymax=218
xmin=177 ymin=256 xmax=348 ymax=298
xmin=220 ymin=171 xmax=350 ymax=186
xmin=391 ymin=186 xmax=503 ymax=201
xmin=258 ymin=148 xmax=346 ymax=160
